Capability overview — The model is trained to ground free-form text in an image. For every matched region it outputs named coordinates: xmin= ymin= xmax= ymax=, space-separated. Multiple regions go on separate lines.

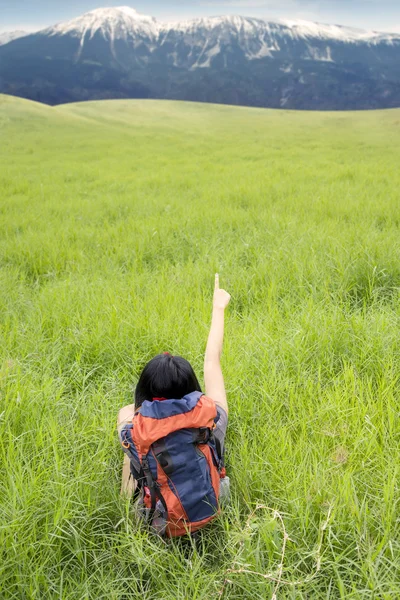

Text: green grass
xmin=1 ymin=92 xmax=400 ymax=599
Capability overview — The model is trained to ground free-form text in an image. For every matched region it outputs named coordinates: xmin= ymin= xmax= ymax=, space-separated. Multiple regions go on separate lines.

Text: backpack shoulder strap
xmin=129 ymin=461 xmax=142 ymax=503
xmin=140 ymin=453 xmax=168 ymax=520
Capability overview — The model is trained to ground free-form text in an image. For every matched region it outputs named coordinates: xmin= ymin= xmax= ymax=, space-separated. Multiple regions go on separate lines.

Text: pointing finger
xmin=214 ymin=273 xmax=219 ymax=291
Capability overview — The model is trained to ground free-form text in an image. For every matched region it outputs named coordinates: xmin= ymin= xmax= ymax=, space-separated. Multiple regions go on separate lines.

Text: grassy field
xmin=1 ymin=93 xmax=400 ymax=599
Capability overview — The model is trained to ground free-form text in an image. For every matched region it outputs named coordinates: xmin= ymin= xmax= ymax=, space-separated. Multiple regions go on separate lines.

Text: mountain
xmin=0 ymin=30 xmax=29 ymax=46
xmin=158 ymin=16 xmax=399 ymax=68
xmin=0 ymin=6 xmax=400 ymax=109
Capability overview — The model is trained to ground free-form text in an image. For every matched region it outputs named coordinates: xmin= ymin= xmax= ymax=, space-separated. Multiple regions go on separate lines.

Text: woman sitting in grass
xmin=117 ymin=274 xmax=231 ymax=537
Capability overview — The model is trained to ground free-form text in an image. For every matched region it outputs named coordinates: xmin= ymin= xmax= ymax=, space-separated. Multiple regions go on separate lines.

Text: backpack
xmin=120 ymin=391 xmax=225 ymax=537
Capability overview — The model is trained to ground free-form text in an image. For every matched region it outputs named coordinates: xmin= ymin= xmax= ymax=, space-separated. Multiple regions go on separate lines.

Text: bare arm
xmin=204 ymin=274 xmax=231 ymax=415
xmin=121 ymin=453 xmax=136 ymax=498
xmin=117 ymin=403 xmax=135 ymax=429
xmin=117 ymin=404 xmax=136 ymax=498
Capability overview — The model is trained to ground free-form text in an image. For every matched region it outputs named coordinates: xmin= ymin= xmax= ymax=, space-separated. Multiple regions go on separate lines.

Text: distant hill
xmin=1 ymin=6 xmax=400 ymax=109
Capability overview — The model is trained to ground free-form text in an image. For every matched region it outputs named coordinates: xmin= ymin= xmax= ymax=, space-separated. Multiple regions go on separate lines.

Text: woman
xmin=117 ymin=274 xmax=230 ymax=536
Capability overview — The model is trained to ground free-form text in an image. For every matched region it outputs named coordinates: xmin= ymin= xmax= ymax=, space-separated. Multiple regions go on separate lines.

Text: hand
xmin=213 ymin=273 xmax=231 ymax=310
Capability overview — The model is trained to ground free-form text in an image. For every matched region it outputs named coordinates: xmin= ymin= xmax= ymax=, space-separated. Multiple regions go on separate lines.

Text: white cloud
xmin=200 ymin=0 xmax=300 ymax=6
xmin=200 ymin=0 xmax=389 ymax=4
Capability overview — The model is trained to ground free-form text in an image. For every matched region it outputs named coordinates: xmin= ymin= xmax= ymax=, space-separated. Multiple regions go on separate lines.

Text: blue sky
xmin=2 ymin=0 xmax=400 ymax=33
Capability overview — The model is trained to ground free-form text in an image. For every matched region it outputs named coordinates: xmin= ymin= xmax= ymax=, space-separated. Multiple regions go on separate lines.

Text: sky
xmin=2 ymin=0 xmax=400 ymax=34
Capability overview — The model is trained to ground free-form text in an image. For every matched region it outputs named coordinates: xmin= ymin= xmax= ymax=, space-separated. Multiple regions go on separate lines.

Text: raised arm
xmin=204 ymin=274 xmax=231 ymax=415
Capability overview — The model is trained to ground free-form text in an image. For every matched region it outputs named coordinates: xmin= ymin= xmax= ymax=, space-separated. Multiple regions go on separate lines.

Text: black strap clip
xmin=153 ymin=439 xmax=174 ymax=475
xmin=196 ymin=427 xmax=211 ymax=444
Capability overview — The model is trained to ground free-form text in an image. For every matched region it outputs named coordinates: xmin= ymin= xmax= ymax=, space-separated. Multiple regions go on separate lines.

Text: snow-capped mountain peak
xmin=44 ymin=6 xmax=158 ymax=41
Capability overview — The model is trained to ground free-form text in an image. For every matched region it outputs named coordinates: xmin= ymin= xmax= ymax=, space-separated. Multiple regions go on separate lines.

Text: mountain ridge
xmin=13 ymin=6 xmax=400 ymax=43
xmin=0 ymin=30 xmax=29 ymax=46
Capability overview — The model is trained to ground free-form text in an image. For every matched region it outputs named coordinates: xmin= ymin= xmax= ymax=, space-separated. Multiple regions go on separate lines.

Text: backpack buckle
xmin=155 ymin=450 xmax=174 ymax=475
xmin=196 ymin=427 xmax=211 ymax=444
xmin=153 ymin=439 xmax=174 ymax=475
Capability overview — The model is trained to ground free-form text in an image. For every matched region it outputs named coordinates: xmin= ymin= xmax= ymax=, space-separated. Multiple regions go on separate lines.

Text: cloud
xmin=198 ymin=0 xmax=398 ymax=9
xmin=198 ymin=0 xmax=320 ymax=16
xmin=197 ymin=0 xmax=349 ymax=13
xmin=200 ymin=0 xmax=384 ymax=4
xmin=200 ymin=0 xmax=300 ymax=6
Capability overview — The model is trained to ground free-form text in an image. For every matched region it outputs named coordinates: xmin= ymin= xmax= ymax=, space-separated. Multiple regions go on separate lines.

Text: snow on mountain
xmin=2 ymin=9 xmax=399 ymax=72
xmin=22 ymin=7 xmax=399 ymax=71
xmin=37 ymin=6 xmax=159 ymax=64
xmin=158 ymin=16 xmax=284 ymax=67
xmin=157 ymin=14 xmax=400 ymax=67
xmin=161 ymin=14 xmax=400 ymax=44
xmin=279 ymin=19 xmax=400 ymax=44
xmin=44 ymin=6 xmax=158 ymax=42
xmin=160 ymin=15 xmax=263 ymax=35
xmin=0 ymin=30 xmax=29 ymax=46
xmin=36 ymin=8 xmax=400 ymax=51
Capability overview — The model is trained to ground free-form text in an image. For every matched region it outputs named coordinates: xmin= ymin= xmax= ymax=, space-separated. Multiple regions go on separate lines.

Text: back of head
xmin=134 ymin=353 xmax=201 ymax=409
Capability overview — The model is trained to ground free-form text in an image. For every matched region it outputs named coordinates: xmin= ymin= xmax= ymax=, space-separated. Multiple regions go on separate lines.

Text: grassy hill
xmin=1 ymin=93 xmax=400 ymax=599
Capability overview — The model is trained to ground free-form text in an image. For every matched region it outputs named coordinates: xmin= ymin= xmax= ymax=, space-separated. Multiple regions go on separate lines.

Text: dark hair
xmin=134 ymin=354 xmax=202 ymax=409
